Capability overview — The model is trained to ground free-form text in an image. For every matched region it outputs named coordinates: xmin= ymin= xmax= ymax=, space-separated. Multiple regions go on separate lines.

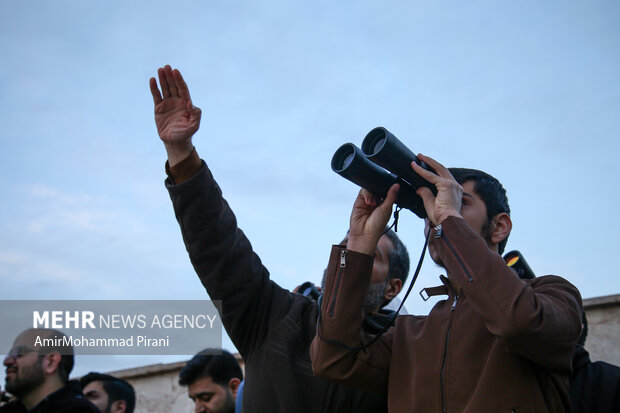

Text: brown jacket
xmin=311 ymin=216 xmax=582 ymax=412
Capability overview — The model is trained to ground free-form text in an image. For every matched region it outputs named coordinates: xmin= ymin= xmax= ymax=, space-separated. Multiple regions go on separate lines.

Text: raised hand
xmin=149 ymin=65 xmax=202 ymax=166
xmin=412 ymin=154 xmax=463 ymax=225
xmin=347 ymin=184 xmax=399 ymax=256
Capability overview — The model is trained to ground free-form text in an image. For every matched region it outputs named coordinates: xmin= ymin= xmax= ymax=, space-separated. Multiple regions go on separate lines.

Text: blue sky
xmin=1 ymin=0 xmax=619 ymax=380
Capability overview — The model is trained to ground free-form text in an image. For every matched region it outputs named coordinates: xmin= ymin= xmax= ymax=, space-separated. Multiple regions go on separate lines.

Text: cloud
xmin=23 ymin=184 xmax=146 ymax=235
xmin=0 ymin=249 xmax=85 ymax=283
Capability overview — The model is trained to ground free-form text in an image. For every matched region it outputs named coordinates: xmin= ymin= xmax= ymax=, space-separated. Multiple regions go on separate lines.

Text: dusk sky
xmin=1 ymin=0 xmax=619 ymax=381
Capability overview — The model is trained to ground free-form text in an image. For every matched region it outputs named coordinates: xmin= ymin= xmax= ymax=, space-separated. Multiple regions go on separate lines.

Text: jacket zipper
xmin=328 ymin=250 xmax=346 ymax=317
xmin=436 ymin=226 xmax=474 ymax=283
xmin=440 ymin=294 xmax=458 ymax=413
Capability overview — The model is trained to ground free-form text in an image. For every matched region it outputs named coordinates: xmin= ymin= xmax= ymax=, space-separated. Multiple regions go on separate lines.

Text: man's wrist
xmin=166 ymin=147 xmax=201 ymax=184
xmin=346 ymin=235 xmax=378 ymax=256
xmin=436 ymin=210 xmax=463 ymax=225
xmin=165 ymin=141 xmax=195 ymax=167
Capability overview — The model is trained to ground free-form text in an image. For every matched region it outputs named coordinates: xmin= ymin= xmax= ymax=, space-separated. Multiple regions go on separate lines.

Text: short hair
xmin=178 ymin=349 xmax=243 ymax=387
xmin=383 ymin=229 xmax=410 ymax=285
xmin=80 ymin=372 xmax=136 ymax=413
xmin=34 ymin=329 xmax=74 ymax=384
xmin=448 ymin=168 xmax=511 ymax=254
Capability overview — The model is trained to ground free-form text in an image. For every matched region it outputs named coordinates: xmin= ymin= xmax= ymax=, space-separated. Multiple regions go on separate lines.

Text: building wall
xmin=107 ymin=362 xmax=191 ymax=412
xmin=582 ymin=294 xmax=620 ymax=366
xmin=104 ymin=295 xmax=620 ymax=413
xmin=107 ymin=355 xmax=245 ymax=413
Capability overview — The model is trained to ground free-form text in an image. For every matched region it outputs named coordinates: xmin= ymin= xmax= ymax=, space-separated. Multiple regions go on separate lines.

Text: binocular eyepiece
xmin=331 ymin=127 xmax=435 ymax=219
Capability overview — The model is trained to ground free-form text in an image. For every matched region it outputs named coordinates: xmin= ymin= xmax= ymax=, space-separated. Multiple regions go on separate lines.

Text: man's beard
xmin=5 ymin=358 xmax=45 ymax=398
xmin=322 ymin=270 xmax=388 ymax=313
xmin=218 ymin=390 xmax=236 ymax=413
xmin=362 ymin=280 xmax=388 ymax=313
xmin=101 ymin=401 xmax=114 ymax=413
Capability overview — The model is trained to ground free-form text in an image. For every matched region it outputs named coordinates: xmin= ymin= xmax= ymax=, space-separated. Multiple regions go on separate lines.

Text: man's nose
xmin=3 ymin=355 xmax=14 ymax=367
xmin=194 ymin=402 xmax=207 ymax=413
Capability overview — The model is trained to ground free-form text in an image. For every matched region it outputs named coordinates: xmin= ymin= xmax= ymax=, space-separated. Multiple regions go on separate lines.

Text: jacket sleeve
xmin=310 ymin=245 xmax=392 ymax=395
xmin=433 ymin=215 xmax=583 ymax=371
xmin=166 ymin=161 xmax=292 ymax=358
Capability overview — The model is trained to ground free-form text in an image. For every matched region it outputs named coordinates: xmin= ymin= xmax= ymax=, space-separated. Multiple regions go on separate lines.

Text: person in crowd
xmin=311 ymin=159 xmax=583 ymax=412
xmin=178 ymin=349 xmax=242 ymax=413
xmin=149 ymin=65 xmax=410 ymax=412
xmin=80 ymin=372 xmax=135 ymax=413
xmin=1 ymin=328 xmax=98 ymax=413
xmin=570 ymin=311 xmax=620 ymax=412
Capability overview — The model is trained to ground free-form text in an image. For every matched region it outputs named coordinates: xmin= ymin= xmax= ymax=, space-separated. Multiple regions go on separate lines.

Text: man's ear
xmin=383 ymin=278 xmax=403 ymax=302
xmin=228 ymin=377 xmax=241 ymax=399
xmin=41 ymin=352 xmax=62 ymax=375
xmin=490 ymin=213 xmax=512 ymax=248
xmin=110 ymin=399 xmax=128 ymax=413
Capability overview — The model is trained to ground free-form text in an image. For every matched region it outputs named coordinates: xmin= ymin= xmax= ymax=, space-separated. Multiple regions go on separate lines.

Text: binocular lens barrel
xmin=331 ymin=141 xmax=428 ymax=218
xmin=331 ymin=143 xmax=395 ymax=195
xmin=331 ymin=144 xmax=357 ymax=173
xmin=362 ymin=127 xmax=435 ymax=194
xmin=363 ymin=129 xmax=387 ymax=156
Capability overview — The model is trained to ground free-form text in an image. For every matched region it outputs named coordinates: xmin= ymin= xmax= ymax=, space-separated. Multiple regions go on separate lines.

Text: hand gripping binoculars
xmin=331 ymin=127 xmax=435 ymax=219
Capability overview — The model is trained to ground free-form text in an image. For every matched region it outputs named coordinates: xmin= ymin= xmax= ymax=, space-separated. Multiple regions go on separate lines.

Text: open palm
xmin=150 ymin=65 xmax=201 ymax=146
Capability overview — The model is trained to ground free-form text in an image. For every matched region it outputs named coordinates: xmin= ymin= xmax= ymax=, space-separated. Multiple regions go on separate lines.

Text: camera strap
xmin=387 ymin=206 xmax=402 ymax=233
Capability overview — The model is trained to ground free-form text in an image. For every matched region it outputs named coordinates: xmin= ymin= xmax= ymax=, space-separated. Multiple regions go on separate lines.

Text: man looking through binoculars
xmin=311 ymin=150 xmax=583 ymax=412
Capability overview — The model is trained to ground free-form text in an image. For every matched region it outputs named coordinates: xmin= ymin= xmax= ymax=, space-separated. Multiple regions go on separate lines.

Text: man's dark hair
xmin=179 ymin=349 xmax=243 ymax=387
xmin=36 ymin=329 xmax=74 ymax=384
xmin=383 ymin=228 xmax=410 ymax=285
xmin=448 ymin=168 xmax=511 ymax=254
xmin=80 ymin=372 xmax=136 ymax=413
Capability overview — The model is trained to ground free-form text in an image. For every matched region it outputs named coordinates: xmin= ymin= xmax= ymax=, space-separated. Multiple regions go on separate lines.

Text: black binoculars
xmin=331 ymin=127 xmax=435 ymax=219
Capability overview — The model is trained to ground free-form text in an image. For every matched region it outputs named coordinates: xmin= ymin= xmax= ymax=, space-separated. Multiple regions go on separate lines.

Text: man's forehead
xmin=461 ymin=180 xmax=480 ymax=198
xmin=188 ymin=375 xmax=222 ymax=396
xmin=13 ymin=329 xmax=49 ymax=349
xmin=14 ymin=331 xmax=38 ymax=348
xmin=189 ymin=375 xmax=218 ymax=388
xmin=83 ymin=381 xmax=106 ymax=393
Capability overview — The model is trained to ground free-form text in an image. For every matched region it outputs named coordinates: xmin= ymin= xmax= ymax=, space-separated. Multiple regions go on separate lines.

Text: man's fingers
xmin=174 ymin=69 xmax=191 ymax=100
xmin=187 ymin=102 xmax=202 ymax=128
xmin=417 ymin=153 xmax=453 ymax=179
xmin=360 ymin=184 xmax=399 ymax=209
xmin=411 ymin=160 xmax=440 ymax=184
xmin=149 ymin=77 xmax=162 ymax=105
xmin=158 ymin=67 xmax=171 ymax=98
xmin=383 ymin=183 xmax=400 ymax=207
xmin=164 ymin=65 xmax=179 ymax=97
xmin=360 ymin=189 xmax=377 ymax=207
xmin=416 ymin=187 xmax=436 ymax=222
xmin=416 ymin=186 xmax=434 ymax=203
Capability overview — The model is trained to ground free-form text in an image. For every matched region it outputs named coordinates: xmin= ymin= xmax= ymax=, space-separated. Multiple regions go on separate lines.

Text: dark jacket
xmin=0 ymin=381 xmax=98 ymax=413
xmin=570 ymin=345 xmax=620 ymax=413
xmin=166 ymin=154 xmax=387 ymax=412
xmin=311 ymin=216 xmax=583 ymax=412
